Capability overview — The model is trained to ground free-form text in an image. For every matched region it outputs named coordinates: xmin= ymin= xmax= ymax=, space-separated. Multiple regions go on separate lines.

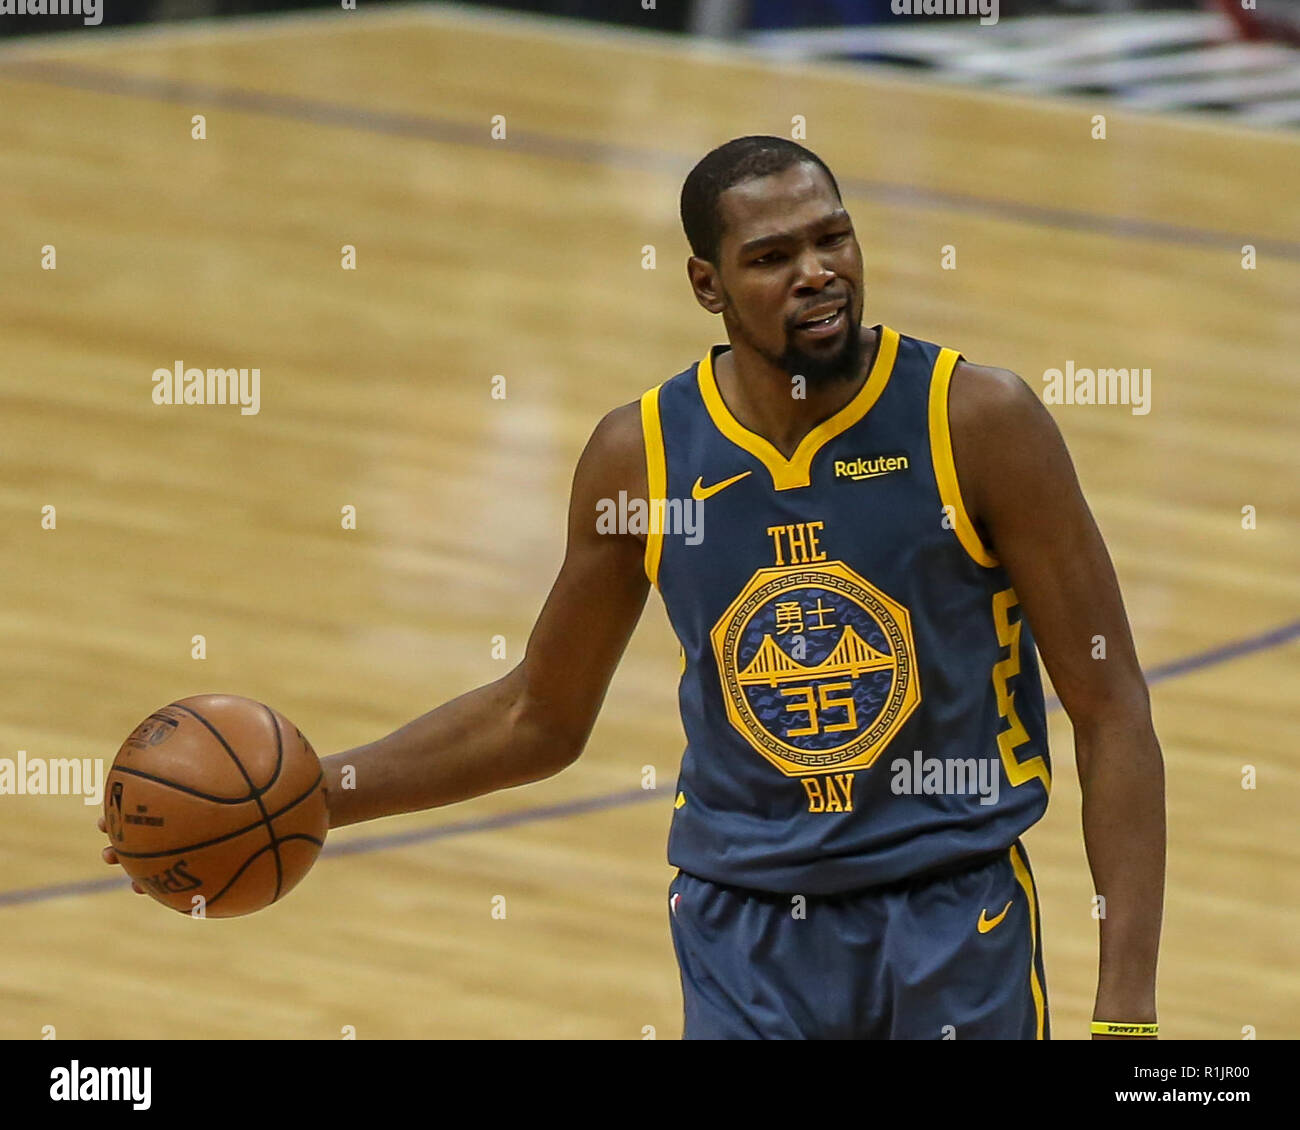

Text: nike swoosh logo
xmin=977 ymin=899 xmax=1013 ymax=934
xmin=691 ymin=471 xmax=751 ymax=501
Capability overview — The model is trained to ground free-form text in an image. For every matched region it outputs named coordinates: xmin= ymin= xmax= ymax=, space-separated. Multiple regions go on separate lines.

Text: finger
xmin=96 ymin=815 xmax=106 ymax=834
xmin=132 ymin=882 xmax=144 ymax=895
xmin=101 ymin=845 xmax=119 ymax=865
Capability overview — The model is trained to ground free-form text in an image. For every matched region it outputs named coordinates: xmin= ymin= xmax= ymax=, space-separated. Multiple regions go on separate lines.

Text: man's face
xmin=707 ymin=163 xmax=865 ymax=387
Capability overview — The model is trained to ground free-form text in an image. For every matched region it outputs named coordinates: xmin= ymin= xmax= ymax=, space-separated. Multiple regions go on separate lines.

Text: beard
xmin=729 ymin=303 xmax=865 ymax=390
xmin=776 ymin=319 xmax=864 ymax=389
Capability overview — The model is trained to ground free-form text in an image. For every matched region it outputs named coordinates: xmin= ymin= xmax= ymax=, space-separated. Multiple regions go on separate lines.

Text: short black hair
xmin=680 ymin=136 xmax=842 ymax=264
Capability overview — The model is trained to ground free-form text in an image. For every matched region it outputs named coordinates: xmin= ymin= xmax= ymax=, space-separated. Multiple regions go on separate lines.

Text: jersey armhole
xmin=639 ymin=383 xmax=667 ymax=587
xmin=927 ymin=348 xmax=999 ymax=568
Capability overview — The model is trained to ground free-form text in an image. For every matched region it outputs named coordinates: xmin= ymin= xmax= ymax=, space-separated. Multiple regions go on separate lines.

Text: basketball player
xmin=103 ymin=136 xmax=1165 ymax=1041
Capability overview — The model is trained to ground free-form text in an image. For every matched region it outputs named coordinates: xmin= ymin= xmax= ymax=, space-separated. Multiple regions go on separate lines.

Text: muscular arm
xmin=950 ymin=360 xmax=1165 ymax=1037
xmin=322 ymin=402 xmax=651 ymax=828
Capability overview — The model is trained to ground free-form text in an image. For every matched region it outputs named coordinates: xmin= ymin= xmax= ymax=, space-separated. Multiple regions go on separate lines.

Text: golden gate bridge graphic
xmin=737 ymin=625 xmax=894 ymax=688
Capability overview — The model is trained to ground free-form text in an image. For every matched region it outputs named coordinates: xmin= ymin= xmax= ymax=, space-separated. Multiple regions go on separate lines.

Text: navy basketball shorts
xmin=667 ymin=840 xmax=1048 ymax=1040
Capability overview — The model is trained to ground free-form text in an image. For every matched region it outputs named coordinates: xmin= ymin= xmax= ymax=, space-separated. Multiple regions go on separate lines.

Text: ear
xmin=687 ymin=256 xmax=727 ymax=315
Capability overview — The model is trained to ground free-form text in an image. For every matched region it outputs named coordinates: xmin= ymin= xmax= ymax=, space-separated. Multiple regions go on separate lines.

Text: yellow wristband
xmin=1091 ymin=1021 xmax=1158 ymax=1037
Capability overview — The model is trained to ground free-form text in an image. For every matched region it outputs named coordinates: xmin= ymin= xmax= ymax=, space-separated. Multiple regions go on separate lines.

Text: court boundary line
xmin=3 ymin=616 xmax=1296 ymax=910
xmin=1 ymin=56 xmax=1296 ymax=260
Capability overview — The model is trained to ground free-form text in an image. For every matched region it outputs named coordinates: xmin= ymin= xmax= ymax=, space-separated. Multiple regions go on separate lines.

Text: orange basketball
xmin=104 ymin=694 xmax=329 ymax=917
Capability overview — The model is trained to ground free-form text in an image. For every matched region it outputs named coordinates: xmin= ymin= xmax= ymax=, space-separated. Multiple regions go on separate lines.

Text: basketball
xmin=103 ymin=694 xmax=329 ymax=918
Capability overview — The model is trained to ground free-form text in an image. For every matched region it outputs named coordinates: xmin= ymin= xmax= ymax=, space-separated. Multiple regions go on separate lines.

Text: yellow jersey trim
xmin=1009 ymin=843 xmax=1046 ymax=1040
xmin=696 ymin=325 xmax=900 ymax=492
xmin=640 ymin=384 xmax=667 ymax=587
xmin=928 ymin=348 xmax=998 ymax=568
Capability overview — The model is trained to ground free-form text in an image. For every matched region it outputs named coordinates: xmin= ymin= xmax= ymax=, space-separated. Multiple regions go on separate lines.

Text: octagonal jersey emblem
xmin=710 ymin=561 xmax=921 ymax=777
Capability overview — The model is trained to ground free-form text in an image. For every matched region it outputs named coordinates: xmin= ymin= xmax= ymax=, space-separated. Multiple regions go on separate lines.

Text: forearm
xmin=321 ymin=666 xmax=576 ymax=829
xmin=1076 ymin=706 xmax=1166 ymax=1021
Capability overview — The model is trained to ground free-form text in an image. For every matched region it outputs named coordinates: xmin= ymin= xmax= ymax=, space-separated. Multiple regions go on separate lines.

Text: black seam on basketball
xmin=112 ymin=771 xmax=323 ymax=860
xmin=258 ymin=701 xmax=286 ymax=902
xmin=206 ymin=840 xmax=275 ymax=907
xmin=108 ymin=764 xmax=259 ymax=804
xmin=268 ymin=834 xmax=326 ymax=903
xmin=206 ymin=832 xmax=324 ymax=908
xmin=171 ymin=701 xmax=280 ymax=899
xmin=254 ymin=700 xmax=287 ymax=792
xmin=170 ymin=702 xmax=260 ymax=792
xmin=274 ymin=833 xmax=325 ymax=848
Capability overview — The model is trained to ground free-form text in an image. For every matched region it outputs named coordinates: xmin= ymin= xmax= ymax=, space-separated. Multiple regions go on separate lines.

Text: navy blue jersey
xmin=640 ymin=325 xmax=1051 ymax=895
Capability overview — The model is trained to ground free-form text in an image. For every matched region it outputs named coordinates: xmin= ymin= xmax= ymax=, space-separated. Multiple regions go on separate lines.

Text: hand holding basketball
xmin=100 ymin=695 xmax=329 ymax=917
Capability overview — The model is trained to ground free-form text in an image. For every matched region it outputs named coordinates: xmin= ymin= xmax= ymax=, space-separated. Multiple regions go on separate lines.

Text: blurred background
xmin=5 ymin=0 xmax=1300 ymax=126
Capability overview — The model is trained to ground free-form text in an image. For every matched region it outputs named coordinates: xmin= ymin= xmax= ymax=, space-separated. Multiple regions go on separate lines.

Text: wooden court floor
xmin=0 ymin=4 xmax=1296 ymax=1039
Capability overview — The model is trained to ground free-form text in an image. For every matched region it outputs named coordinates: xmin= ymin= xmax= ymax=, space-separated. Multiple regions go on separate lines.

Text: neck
xmin=713 ymin=325 xmax=878 ymax=459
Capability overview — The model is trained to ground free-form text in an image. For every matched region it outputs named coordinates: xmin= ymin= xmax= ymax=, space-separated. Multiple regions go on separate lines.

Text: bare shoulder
xmin=588 ymin=400 xmax=644 ymax=458
xmin=947 ymin=357 xmax=1072 ymax=526
xmin=569 ymin=399 xmax=648 ymax=529
xmin=584 ymin=400 xmax=646 ymax=491
xmin=949 ymin=357 xmax=1065 ymax=455
xmin=949 ymin=359 xmax=1045 ymax=429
